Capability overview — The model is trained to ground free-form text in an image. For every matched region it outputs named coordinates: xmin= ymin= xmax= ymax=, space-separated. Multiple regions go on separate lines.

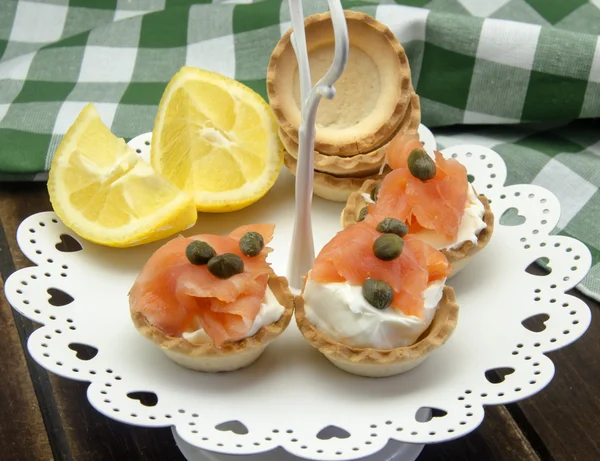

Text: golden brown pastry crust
xmin=399 ymin=91 xmax=421 ymax=136
xmin=283 ymin=151 xmax=390 ymax=202
xmin=279 ymin=91 xmax=421 ymax=178
xmin=295 ymin=286 xmax=458 ymax=365
xmin=267 ymin=10 xmax=412 ymax=156
xmin=279 ymin=128 xmax=385 ymax=177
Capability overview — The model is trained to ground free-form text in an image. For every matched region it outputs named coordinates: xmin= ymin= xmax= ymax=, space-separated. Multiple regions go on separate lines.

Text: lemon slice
xmin=48 ymin=104 xmax=197 ymax=248
xmin=151 ymin=67 xmax=283 ymax=212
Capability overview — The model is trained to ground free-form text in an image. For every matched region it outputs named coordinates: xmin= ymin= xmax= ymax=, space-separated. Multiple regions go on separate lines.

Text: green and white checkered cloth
xmin=0 ymin=0 xmax=599 ymax=299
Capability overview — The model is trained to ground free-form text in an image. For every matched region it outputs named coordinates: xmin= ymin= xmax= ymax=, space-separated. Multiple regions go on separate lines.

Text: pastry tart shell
xmin=295 ymin=286 xmax=459 ymax=377
xmin=283 ymin=151 xmax=390 ymax=202
xmin=341 ymin=180 xmax=495 ymax=274
xmin=267 ymin=10 xmax=412 ymax=156
xmin=279 ymin=91 xmax=421 ymax=177
xmin=130 ymin=274 xmax=296 ymax=372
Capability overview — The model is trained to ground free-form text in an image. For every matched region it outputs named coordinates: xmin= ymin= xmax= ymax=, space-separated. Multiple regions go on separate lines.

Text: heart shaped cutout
xmin=317 ymin=425 xmax=351 ymax=440
xmin=416 ymin=407 xmax=447 ymax=422
xmin=47 ymin=288 xmax=74 ymax=306
xmin=526 ymin=257 xmax=552 ymax=275
xmin=68 ymin=342 xmax=98 ymax=361
xmin=522 ymin=313 xmax=550 ymax=333
xmin=127 ymin=391 xmax=158 ymax=407
xmin=485 ymin=367 xmax=515 ymax=384
xmin=55 ymin=234 xmax=82 ymax=252
xmin=215 ymin=421 xmax=248 ymax=435
xmin=500 ymin=207 xmax=526 ymax=226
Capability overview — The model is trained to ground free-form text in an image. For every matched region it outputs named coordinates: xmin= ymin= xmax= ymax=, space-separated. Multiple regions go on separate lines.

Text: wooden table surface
xmin=1 ymin=182 xmax=599 ymax=461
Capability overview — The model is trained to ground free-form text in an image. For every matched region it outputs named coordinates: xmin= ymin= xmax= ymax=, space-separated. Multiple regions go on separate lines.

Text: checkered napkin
xmin=0 ymin=0 xmax=598 ymax=299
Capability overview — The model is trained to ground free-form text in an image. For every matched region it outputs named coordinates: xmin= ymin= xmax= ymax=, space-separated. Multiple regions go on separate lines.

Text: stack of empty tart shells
xmin=267 ymin=10 xmax=420 ymax=202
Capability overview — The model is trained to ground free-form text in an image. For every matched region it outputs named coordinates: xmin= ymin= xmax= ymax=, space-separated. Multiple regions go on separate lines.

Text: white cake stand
xmin=172 ymin=415 xmax=427 ymax=461
xmin=4 ymin=125 xmax=592 ymax=460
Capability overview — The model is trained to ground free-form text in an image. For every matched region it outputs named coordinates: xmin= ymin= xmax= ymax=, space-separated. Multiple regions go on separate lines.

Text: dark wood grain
xmin=0 ymin=183 xmax=184 ymax=461
xmin=420 ymin=405 xmax=540 ymax=461
xmin=0 ymin=184 xmax=62 ymax=461
xmin=51 ymin=380 xmax=185 ymax=461
xmin=0 ymin=287 xmax=53 ymax=461
xmin=1 ymin=183 xmax=599 ymax=461
xmin=510 ymin=286 xmax=600 ymax=461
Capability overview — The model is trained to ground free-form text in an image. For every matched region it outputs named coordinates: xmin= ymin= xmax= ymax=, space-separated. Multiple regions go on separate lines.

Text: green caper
xmin=372 ymin=233 xmax=404 ymax=261
xmin=207 ymin=253 xmax=244 ymax=279
xmin=376 ymin=217 xmax=409 ymax=237
xmin=357 ymin=206 xmax=369 ymax=222
xmin=370 ymin=184 xmax=381 ymax=202
xmin=186 ymin=240 xmax=216 ymax=265
xmin=239 ymin=231 xmax=264 ymax=257
xmin=362 ymin=278 xmax=394 ymax=310
xmin=407 ymin=148 xmax=436 ymax=181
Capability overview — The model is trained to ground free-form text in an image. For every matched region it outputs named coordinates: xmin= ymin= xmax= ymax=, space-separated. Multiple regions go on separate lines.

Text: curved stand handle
xmin=287 ymin=0 xmax=349 ymax=291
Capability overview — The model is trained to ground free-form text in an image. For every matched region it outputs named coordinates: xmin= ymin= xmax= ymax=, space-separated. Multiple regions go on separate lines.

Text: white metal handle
xmin=287 ymin=0 xmax=349 ymax=291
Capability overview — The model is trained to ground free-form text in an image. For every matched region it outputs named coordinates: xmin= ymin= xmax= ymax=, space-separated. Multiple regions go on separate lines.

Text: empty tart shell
xmin=295 ymin=286 xmax=459 ymax=377
xmin=280 ymin=91 xmax=421 ymax=177
xmin=341 ymin=180 xmax=495 ymax=274
xmin=280 ymin=127 xmax=385 ymax=177
xmin=284 ymin=151 xmax=390 ymax=202
xmin=130 ymin=274 xmax=296 ymax=372
xmin=267 ymin=10 xmax=412 ymax=156
xmin=394 ymin=88 xmax=421 ymax=136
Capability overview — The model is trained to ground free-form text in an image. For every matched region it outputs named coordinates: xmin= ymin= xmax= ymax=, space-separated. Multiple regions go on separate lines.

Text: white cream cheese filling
xmin=303 ymin=278 xmax=445 ymax=350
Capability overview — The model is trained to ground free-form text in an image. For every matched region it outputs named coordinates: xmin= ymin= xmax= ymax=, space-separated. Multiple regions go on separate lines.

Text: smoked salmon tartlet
xmin=129 ymin=224 xmax=295 ymax=372
xmin=295 ymin=220 xmax=459 ymax=378
xmin=341 ymin=134 xmax=494 ymax=274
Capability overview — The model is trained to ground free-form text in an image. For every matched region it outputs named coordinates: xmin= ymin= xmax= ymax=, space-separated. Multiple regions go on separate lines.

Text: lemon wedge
xmin=151 ymin=67 xmax=283 ymax=212
xmin=47 ymin=104 xmax=197 ymax=248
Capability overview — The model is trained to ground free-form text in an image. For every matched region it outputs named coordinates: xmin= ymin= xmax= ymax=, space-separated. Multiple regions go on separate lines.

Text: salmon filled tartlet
xmin=295 ymin=220 xmax=459 ymax=377
xmin=129 ymin=224 xmax=295 ymax=372
xmin=342 ymin=134 xmax=494 ymax=274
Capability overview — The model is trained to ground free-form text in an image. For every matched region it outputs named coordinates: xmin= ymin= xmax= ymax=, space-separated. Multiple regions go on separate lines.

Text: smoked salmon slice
xmin=129 ymin=224 xmax=274 ymax=346
xmin=386 ymin=133 xmax=422 ymax=170
xmin=370 ymin=138 xmax=469 ymax=241
xmin=310 ymin=221 xmax=451 ymax=319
